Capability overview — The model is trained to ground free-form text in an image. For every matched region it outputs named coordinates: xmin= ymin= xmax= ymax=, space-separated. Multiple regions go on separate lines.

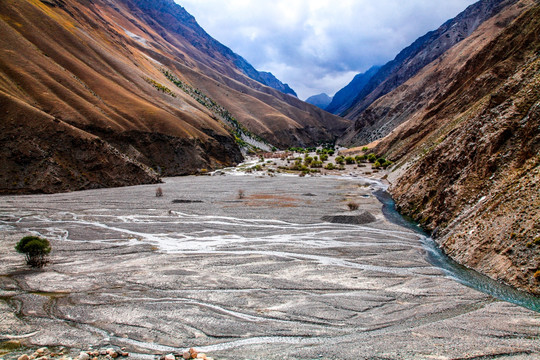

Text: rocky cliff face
xmin=338 ymin=0 xmax=520 ymax=146
xmin=374 ymin=2 xmax=539 ymax=293
xmin=0 ymin=0 xmax=348 ymax=194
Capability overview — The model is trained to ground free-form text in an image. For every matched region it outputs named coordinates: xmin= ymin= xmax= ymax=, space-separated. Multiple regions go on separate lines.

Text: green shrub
xmin=15 ymin=236 xmax=51 ymax=268
xmin=361 ymin=147 xmax=369 ymax=152
xmin=310 ymin=161 xmax=323 ymax=168
xmin=345 ymin=156 xmax=355 ymax=164
xmin=367 ymin=154 xmax=377 ymax=163
xmin=325 ymin=163 xmax=335 ymax=170
xmin=335 ymin=156 xmax=345 ymax=165
xmin=355 ymin=155 xmax=366 ymax=164
xmin=304 ymin=156 xmax=313 ymax=166
xmin=320 ymin=154 xmax=329 ymax=161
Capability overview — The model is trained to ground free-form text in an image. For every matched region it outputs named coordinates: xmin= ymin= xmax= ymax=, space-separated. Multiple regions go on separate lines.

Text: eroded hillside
xmin=375 ymin=4 xmax=539 ymax=293
xmin=338 ymin=0 xmax=523 ymax=146
xmin=0 ymin=0 xmax=348 ymax=194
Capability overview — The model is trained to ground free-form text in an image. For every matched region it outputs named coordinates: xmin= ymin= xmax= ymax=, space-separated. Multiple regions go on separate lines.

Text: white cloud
xmin=176 ymin=0 xmax=477 ymax=99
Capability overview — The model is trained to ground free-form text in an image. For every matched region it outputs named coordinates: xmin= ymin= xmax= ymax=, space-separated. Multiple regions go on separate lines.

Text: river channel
xmin=1 ymin=174 xmax=539 ymax=359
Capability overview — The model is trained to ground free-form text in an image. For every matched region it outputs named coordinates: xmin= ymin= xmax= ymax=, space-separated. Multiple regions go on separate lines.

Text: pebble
xmin=78 ymin=352 xmax=89 ymax=360
xmin=164 ymin=354 xmax=175 ymax=360
xmin=18 ymin=355 xmax=29 ymax=360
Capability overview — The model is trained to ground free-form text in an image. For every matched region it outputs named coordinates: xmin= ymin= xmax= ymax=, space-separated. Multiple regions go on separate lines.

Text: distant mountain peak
xmin=305 ymin=93 xmax=333 ymax=110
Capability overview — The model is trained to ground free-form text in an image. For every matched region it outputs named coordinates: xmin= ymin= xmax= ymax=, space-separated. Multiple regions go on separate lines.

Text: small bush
xmin=335 ymin=156 xmax=345 ymax=165
xmin=310 ymin=161 xmax=323 ymax=168
xmin=361 ymin=147 xmax=369 ymax=152
xmin=347 ymin=202 xmax=359 ymax=211
xmin=325 ymin=163 xmax=335 ymax=170
xmin=15 ymin=236 xmax=51 ymax=268
xmin=367 ymin=154 xmax=377 ymax=163
xmin=355 ymin=155 xmax=366 ymax=163
xmin=238 ymin=189 xmax=245 ymax=199
xmin=320 ymin=154 xmax=329 ymax=161
xmin=345 ymin=156 xmax=355 ymax=164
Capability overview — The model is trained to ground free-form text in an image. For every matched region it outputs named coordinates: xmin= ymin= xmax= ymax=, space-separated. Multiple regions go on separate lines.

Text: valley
xmin=1 ymin=171 xmax=539 ymax=359
xmin=1 ymin=0 xmax=539 ymax=358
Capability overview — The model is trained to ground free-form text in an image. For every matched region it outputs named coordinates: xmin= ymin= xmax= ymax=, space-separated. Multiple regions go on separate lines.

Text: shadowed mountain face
xmin=325 ymin=66 xmax=379 ymax=115
xmin=0 ymin=0 xmax=349 ymax=194
xmin=344 ymin=0 xmax=538 ymax=293
xmin=305 ymin=93 xmax=332 ymax=110
xmin=337 ymin=0 xmax=520 ymax=145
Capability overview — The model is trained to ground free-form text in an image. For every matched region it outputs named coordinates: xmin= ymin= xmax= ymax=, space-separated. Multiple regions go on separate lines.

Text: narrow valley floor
xmin=1 ymin=175 xmax=539 ymax=359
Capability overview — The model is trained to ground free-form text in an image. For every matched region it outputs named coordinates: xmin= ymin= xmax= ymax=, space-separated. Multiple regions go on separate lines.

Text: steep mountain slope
xmin=305 ymin=93 xmax=332 ymax=110
xmin=373 ymin=2 xmax=540 ymax=293
xmin=0 ymin=0 xmax=349 ymax=194
xmin=338 ymin=0 xmax=521 ymax=145
xmin=128 ymin=0 xmax=297 ymax=97
xmin=325 ymin=66 xmax=379 ymax=115
xmin=258 ymin=71 xmax=297 ymax=97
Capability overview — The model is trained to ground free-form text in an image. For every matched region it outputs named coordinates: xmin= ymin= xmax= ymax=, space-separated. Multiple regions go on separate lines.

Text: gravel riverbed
xmin=1 ymin=173 xmax=539 ymax=359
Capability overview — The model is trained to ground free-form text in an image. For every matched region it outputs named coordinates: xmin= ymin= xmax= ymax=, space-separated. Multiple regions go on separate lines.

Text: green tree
xmin=15 ymin=236 xmax=51 ymax=268
xmin=345 ymin=156 xmax=355 ymax=164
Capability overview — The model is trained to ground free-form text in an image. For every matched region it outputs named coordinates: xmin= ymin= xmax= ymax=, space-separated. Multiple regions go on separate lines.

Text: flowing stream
xmin=374 ymin=190 xmax=540 ymax=313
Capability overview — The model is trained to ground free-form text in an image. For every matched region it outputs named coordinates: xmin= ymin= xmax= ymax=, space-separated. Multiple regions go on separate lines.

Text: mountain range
xmin=0 ymin=0 xmax=348 ymax=194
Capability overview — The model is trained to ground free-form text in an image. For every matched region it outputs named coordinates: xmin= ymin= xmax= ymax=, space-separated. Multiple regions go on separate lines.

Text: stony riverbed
xmin=1 ymin=174 xmax=539 ymax=359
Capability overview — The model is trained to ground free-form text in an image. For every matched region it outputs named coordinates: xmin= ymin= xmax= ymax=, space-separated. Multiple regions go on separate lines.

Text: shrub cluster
xmin=15 ymin=236 xmax=51 ymax=268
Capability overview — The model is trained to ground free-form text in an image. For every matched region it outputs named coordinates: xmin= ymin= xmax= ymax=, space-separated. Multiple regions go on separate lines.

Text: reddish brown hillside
xmin=375 ymin=3 xmax=540 ymax=293
xmin=0 ymin=0 xmax=348 ymax=193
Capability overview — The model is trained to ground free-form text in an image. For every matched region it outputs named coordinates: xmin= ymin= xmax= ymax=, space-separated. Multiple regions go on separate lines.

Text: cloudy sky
xmin=176 ymin=0 xmax=477 ymax=100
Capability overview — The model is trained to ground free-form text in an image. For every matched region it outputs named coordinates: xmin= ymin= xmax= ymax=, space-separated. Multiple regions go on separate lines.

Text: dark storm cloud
xmin=177 ymin=0 xmax=477 ymax=99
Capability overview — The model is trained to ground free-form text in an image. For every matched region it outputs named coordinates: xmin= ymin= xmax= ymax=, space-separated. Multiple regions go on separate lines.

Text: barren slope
xmin=0 ymin=0 xmax=348 ymax=193
xmin=374 ymin=3 xmax=540 ymax=293
xmin=338 ymin=0 xmax=523 ymax=145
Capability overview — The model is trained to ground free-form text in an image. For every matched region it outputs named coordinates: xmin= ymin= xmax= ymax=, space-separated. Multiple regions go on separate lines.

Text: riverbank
xmin=1 ymin=174 xmax=539 ymax=359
